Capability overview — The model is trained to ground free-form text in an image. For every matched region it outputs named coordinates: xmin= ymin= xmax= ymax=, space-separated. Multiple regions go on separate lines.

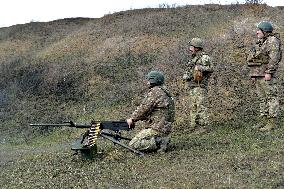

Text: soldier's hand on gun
xmin=264 ymin=73 xmax=271 ymax=81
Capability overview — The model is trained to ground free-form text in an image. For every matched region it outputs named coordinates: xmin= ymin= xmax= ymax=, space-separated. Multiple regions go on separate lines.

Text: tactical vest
xmin=187 ymin=52 xmax=211 ymax=89
xmin=151 ymin=87 xmax=175 ymax=123
xmin=247 ymin=33 xmax=281 ymax=77
xmin=248 ymin=39 xmax=269 ymax=65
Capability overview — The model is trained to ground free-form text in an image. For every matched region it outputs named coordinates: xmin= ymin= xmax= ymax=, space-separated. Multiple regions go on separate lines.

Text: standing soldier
xmin=182 ymin=38 xmax=213 ymax=133
xmin=127 ymin=71 xmax=175 ymax=153
xmin=247 ymin=21 xmax=282 ymax=131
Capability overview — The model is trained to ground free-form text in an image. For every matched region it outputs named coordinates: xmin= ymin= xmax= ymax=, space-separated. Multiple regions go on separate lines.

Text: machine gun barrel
xmin=29 ymin=121 xmax=90 ymax=128
xmin=29 ymin=120 xmax=130 ymax=130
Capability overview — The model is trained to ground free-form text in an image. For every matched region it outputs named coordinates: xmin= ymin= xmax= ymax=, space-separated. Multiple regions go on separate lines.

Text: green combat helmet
xmin=190 ymin=38 xmax=204 ymax=49
xmin=257 ymin=21 xmax=273 ymax=32
xmin=146 ymin=71 xmax=165 ymax=86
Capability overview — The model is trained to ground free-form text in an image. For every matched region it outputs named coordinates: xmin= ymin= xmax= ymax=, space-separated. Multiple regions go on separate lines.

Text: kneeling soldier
xmin=127 ymin=71 xmax=175 ymax=152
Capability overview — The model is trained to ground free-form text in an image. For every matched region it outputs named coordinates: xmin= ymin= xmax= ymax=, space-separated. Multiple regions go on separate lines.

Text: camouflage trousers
xmin=129 ymin=128 xmax=169 ymax=152
xmin=189 ymin=87 xmax=209 ymax=129
xmin=255 ymin=77 xmax=279 ymax=118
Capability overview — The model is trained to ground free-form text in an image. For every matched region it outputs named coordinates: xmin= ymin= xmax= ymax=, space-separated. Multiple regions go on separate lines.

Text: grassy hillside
xmin=0 ymin=4 xmax=283 ymax=188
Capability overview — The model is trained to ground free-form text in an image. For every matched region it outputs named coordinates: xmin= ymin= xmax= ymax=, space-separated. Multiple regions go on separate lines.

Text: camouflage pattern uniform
xmin=129 ymin=86 xmax=175 ymax=152
xmin=247 ymin=32 xmax=282 ymax=130
xmin=183 ymin=51 xmax=213 ymax=131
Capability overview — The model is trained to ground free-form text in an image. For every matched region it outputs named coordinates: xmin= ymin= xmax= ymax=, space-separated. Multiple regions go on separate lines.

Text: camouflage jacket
xmin=247 ymin=33 xmax=282 ymax=77
xmin=184 ymin=51 xmax=213 ymax=89
xmin=130 ymin=85 xmax=175 ymax=135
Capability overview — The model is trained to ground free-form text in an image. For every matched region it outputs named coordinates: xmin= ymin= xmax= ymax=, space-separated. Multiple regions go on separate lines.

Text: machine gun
xmin=30 ymin=120 xmax=144 ymax=159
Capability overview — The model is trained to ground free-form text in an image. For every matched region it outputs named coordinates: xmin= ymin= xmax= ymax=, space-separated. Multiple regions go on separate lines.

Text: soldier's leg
xmin=195 ymin=87 xmax=208 ymax=127
xmin=129 ymin=128 xmax=159 ymax=151
xmin=189 ymin=88 xmax=198 ymax=130
xmin=155 ymin=136 xmax=170 ymax=153
xmin=254 ymin=79 xmax=269 ymax=129
xmin=260 ymin=79 xmax=279 ymax=131
xmin=190 ymin=87 xmax=208 ymax=134
xmin=266 ymin=79 xmax=279 ymax=118
xmin=268 ymin=96 xmax=279 ymax=118
xmin=255 ymin=79 xmax=269 ymax=117
xmin=260 ymin=96 xmax=278 ymax=131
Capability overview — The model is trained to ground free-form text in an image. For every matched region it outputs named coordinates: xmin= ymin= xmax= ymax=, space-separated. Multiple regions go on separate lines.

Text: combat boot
xmin=259 ymin=117 xmax=276 ymax=131
xmin=252 ymin=116 xmax=267 ymax=129
xmin=156 ymin=137 xmax=170 ymax=153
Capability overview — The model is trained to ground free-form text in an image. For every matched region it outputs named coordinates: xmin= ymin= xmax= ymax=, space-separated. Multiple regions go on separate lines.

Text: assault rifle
xmin=30 ymin=120 xmax=144 ymax=159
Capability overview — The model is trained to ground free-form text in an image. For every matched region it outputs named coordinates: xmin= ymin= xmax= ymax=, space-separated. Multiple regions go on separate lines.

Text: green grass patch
xmin=1 ymin=122 xmax=283 ymax=188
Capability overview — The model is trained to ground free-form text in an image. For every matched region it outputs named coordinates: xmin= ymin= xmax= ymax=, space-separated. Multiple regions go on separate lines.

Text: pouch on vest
xmin=193 ymin=69 xmax=203 ymax=82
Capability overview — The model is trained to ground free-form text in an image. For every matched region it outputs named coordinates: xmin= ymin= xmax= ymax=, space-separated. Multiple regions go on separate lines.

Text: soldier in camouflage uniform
xmin=183 ymin=38 xmax=213 ymax=133
xmin=247 ymin=21 xmax=282 ymax=131
xmin=126 ymin=71 xmax=175 ymax=152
